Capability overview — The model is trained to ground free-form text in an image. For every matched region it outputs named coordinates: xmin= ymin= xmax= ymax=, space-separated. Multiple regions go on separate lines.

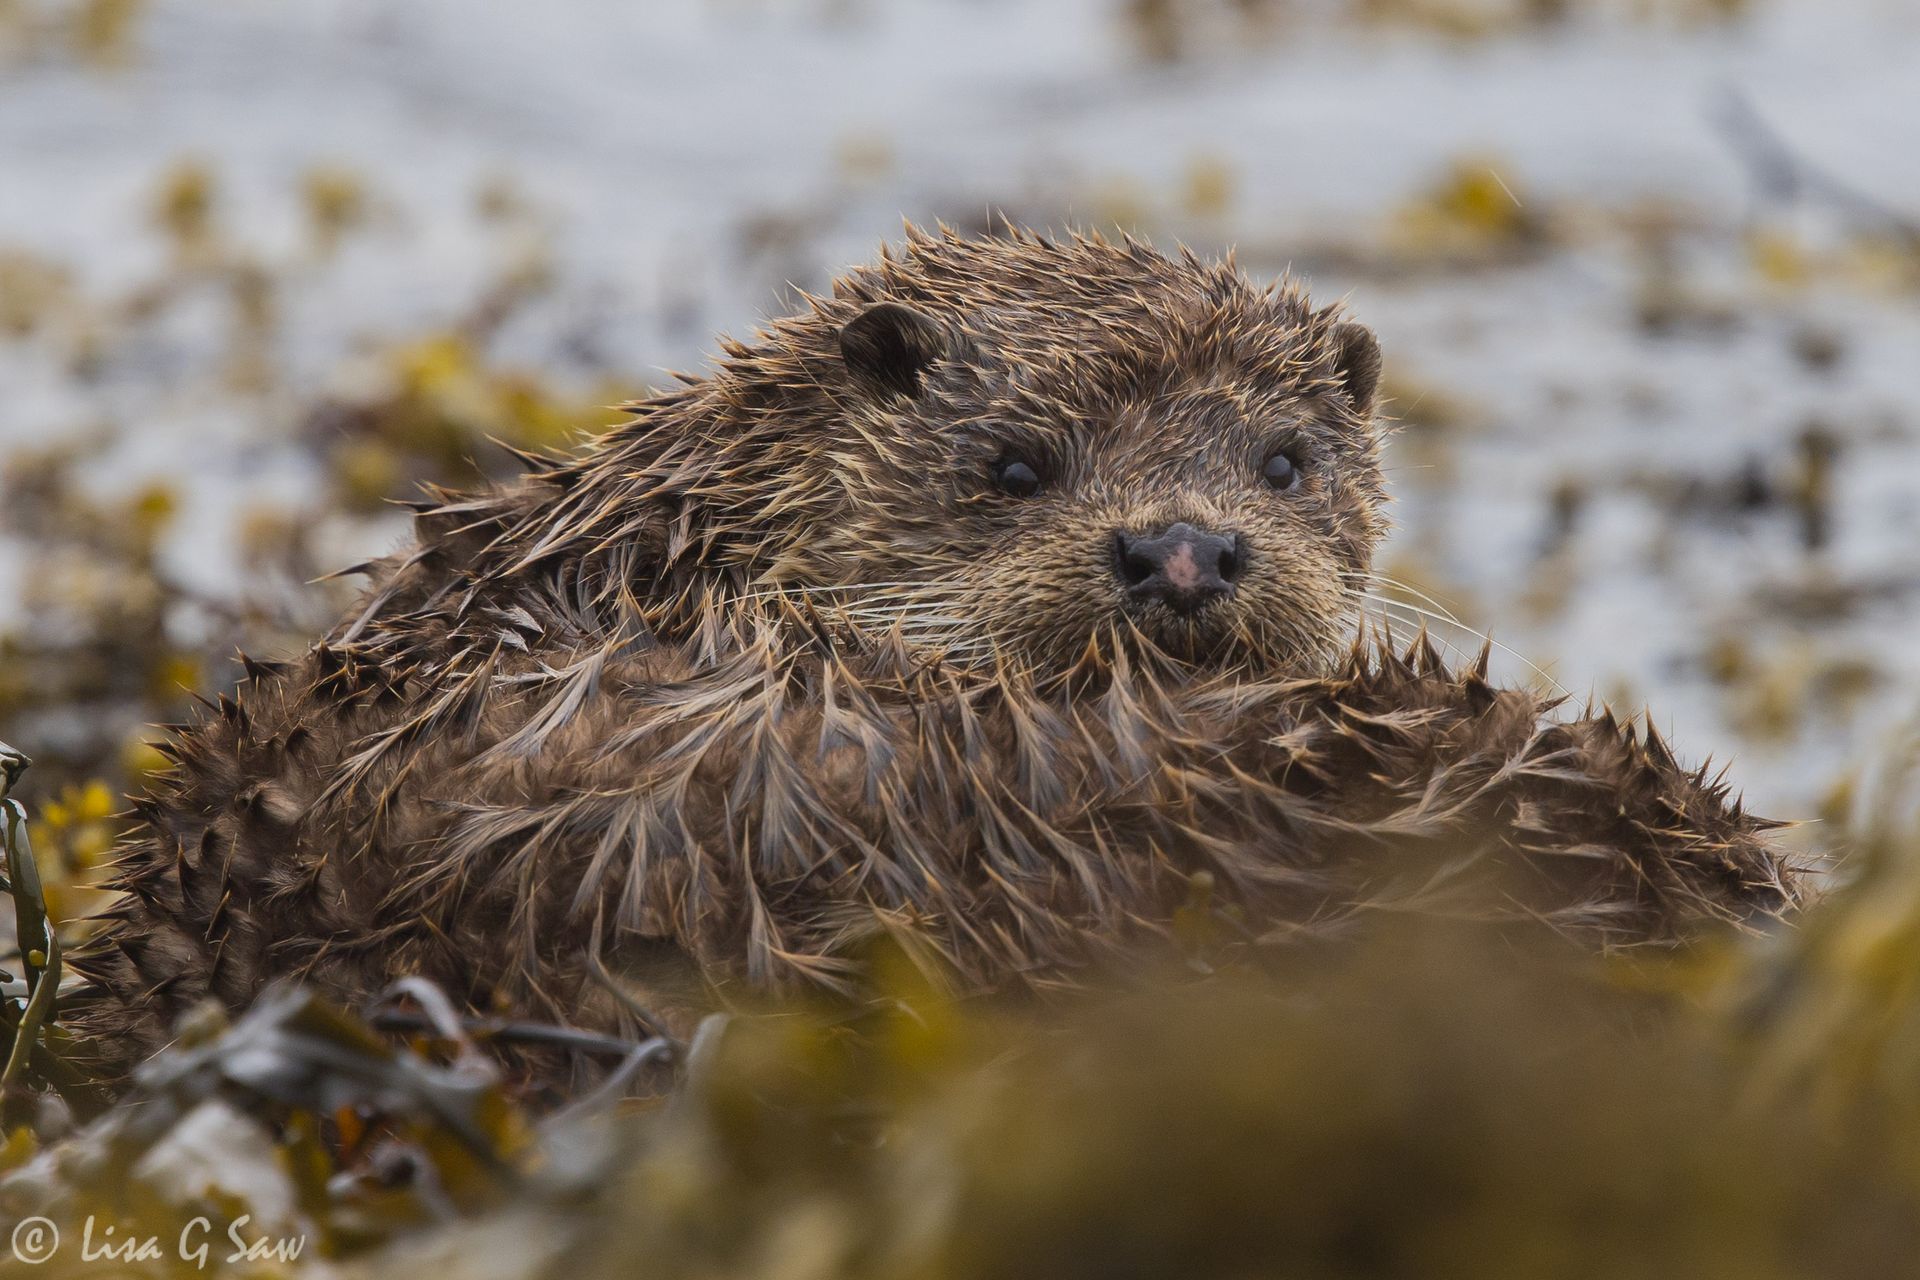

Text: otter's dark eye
xmin=995 ymin=458 xmax=1042 ymax=498
xmin=1262 ymin=451 xmax=1301 ymax=491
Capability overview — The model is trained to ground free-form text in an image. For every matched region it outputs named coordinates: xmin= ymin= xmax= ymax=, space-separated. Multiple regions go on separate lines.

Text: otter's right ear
xmin=839 ymin=302 xmax=947 ymax=398
xmin=1331 ymin=322 xmax=1382 ymax=418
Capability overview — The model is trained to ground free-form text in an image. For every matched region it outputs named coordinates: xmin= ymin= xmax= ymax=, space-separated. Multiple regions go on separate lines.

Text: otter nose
xmin=1114 ymin=522 xmax=1246 ymax=615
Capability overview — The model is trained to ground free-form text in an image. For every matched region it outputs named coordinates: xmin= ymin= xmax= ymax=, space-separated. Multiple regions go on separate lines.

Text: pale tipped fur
xmin=65 ymin=229 xmax=1800 ymax=1082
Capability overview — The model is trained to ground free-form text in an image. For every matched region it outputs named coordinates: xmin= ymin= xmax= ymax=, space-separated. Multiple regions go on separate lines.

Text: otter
xmin=65 ymin=228 xmax=1799 ymax=1080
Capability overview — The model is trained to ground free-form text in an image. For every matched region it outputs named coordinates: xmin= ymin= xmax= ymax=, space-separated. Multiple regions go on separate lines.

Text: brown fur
xmin=63 ymin=229 xmax=1799 ymax=1080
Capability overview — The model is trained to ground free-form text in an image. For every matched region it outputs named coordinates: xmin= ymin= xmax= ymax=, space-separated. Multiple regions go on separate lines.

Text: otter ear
xmin=1331 ymin=322 xmax=1382 ymax=417
xmin=839 ymin=302 xmax=947 ymax=398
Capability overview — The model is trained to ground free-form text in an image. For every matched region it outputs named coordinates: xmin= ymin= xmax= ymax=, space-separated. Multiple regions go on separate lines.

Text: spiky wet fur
xmin=64 ymin=229 xmax=1800 ymax=1081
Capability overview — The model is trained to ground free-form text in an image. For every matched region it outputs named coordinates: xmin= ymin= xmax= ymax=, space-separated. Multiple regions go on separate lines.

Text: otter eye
xmin=994 ymin=458 xmax=1042 ymax=498
xmin=1262 ymin=450 xmax=1301 ymax=491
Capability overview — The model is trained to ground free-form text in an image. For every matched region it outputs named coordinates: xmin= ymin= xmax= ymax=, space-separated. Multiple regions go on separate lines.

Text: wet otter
xmin=66 ymin=228 xmax=1799 ymax=1079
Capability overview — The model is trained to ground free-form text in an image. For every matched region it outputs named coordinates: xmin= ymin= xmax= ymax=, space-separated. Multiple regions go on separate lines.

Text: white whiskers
xmin=1340 ymin=571 xmax=1568 ymax=698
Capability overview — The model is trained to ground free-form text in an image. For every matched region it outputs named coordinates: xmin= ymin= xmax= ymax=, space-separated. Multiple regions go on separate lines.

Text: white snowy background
xmin=3 ymin=0 xmax=1919 ymax=845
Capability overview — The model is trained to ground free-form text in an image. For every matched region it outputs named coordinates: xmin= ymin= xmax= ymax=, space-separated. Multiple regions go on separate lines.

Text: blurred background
xmin=3 ymin=0 xmax=1918 ymax=898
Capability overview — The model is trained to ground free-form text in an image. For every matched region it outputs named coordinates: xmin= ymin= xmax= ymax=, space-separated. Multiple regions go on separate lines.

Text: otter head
xmin=570 ymin=232 xmax=1386 ymax=680
xmin=768 ymin=233 xmax=1389 ymax=678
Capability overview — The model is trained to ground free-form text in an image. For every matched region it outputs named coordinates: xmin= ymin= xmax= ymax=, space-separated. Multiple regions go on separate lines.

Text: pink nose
xmin=1114 ymin=523 xmax=1245 ymax=615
